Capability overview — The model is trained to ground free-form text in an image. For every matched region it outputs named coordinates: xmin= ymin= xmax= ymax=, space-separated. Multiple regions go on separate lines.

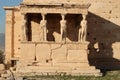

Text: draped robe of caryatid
xmin=39 ymin=20 xmax=47 ymax=41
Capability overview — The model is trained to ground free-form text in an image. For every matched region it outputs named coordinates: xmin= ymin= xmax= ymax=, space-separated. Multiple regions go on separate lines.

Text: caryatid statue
xmin=39 ymin=14 xmax=47 ymax=41
xmin=60 ymin=14 xmax=67 ymax=42
xmin=22 ymin=14 xmax=27 ymax=41
xmin=79 ymin=14 xmax=87 ymax=42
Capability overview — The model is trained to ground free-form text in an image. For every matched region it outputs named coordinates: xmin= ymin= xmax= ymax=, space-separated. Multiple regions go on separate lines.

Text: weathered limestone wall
xmin=20 ymin=42 xmax=89 ymax=63
xmin=84 ymin=0 xmax=120 ymax=69
xmin=22 ymin=0 xmax=120 ymax=69
xmin=5 ymin=10 xmax=14 ymax=64
xmin=18 ymin=42 xmax=101 ymax=76
xmin=87 ymin=0 xmax=120 ymax=58
xmin=13 ymin=10 xmax=22 ymax=58
xmin=5 ymin=0 xmax=120 ymax=69
xmin=5 ymin=8 xmax=22 ymax=64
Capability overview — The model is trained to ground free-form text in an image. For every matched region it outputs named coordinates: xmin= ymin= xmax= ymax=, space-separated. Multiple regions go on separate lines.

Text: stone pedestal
xmin=16 ymin=41 xmax=102 ymax=76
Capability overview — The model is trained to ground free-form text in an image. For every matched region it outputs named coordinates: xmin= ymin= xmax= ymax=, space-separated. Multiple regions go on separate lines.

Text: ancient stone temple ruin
xmin=3 ymin=0 xmax=120 ymax=76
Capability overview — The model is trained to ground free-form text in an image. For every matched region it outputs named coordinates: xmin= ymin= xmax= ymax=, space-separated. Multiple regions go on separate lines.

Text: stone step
xmin=75 ymin=66 xmax=95 ymax=70
xmin=18 ymin=66 xmax=99 ymax=74
xmin=27 ymin=62 xmax=52 ymax=66
xmin=70 ymin=70 xmax=101 ymax=76
xmin=25 ymin=66 xmax=96 ymax=70
xmin=17 ymin=69 xmax=101 ymax=76
xmin=53 ymin=62 xmax=90 ymax=67
xmin=18 ymin=62 xmax=93 ymax=68
xmin=70 ymin=72 xmax=102 ymax=76
xmin=26 ymin=66 xmax=71 ymax=71
xmin=72 ymin=69 xmax=100 ymax=73
xmin=16 ymin=66 xmax=101 ymax=76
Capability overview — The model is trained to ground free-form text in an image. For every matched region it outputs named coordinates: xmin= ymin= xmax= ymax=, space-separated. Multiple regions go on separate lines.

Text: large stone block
xmin=67 ymin=50 xmax=88 ymax=62
xmin=67 ymin=42 xmax=89 ymax=50
xmin=20 ymin=43 xmax=35 ymax=61
xmin=36 ymin=44 xmax=51 ymax=62
xmin=112 ymin=42 xmax=120 ymax=50
xmin=67 ymin=44 xmax=77 ymax=50
xmin=113 ymin=49 xmax=120 ymax=60
xmin=51 ymin=44 xmax=67 ymax=62
xmin=76 ymin=42 xmax=89 ymax=50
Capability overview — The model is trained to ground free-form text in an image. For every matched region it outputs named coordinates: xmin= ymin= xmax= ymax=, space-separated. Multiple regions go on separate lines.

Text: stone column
xmin=79 ymin=14 xmax=87 ymax=42
xmin=22 ymin=13 xmax=27 ymax=41
xmin=40 ymin=13 xmax=47 ymax=41
xmin=60 ymin=14 xmax=67 ymax=42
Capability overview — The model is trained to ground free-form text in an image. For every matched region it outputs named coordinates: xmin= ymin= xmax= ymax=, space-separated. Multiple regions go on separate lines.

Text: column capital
xmin=21 ymin=12 xmax=27 ymax=16
xmin=61 ymin=13 xmax=66 ymax=20
xmin=41 ymin=13 xmax=47 ymax=20
xmin=41 ymin=13 xmax=47 ymax=16
xmin=61 ymin=13 xmax=66 ymax=16
xmin=82 ymin=14 xmax=87 ymax=20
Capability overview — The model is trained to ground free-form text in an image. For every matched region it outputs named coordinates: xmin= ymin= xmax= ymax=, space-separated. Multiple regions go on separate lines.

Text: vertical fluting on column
xmin=79 ymin=14 xmax=87 ymax=42
xmin=22 ymin=13 xmax=27 ymax=41
xmin=60 ymin=14 xmax=67 ymax=42
xmin=40 ymin=13 xmax=47 ymax=41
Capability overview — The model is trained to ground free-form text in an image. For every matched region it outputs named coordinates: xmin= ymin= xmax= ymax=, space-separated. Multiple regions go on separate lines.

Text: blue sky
xmin=0 ymin=0 xmax=22 ymax=33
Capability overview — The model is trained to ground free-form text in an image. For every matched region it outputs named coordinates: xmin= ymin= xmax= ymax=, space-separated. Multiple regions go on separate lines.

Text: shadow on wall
xmin=27 ymin=13 xmax=83 ymax=42
xmin=87 ymin=12 xmax=120 ymax=74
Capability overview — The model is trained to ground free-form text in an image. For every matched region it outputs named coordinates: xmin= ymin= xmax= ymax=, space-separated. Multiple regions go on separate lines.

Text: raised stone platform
xmin=14 ymin=42 xmax=102 ymax=76
xmin=16 ymin=62 xmax=101 ymax=76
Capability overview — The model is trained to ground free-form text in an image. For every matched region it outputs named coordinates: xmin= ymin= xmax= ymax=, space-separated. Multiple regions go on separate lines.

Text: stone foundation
xmin=15 ymin=42 xmax=101 ymax=76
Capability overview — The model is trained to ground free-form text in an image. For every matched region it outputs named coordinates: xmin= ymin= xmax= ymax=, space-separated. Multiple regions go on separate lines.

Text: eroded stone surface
xmin=4 ymin=0 xmax=120 ymax=76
